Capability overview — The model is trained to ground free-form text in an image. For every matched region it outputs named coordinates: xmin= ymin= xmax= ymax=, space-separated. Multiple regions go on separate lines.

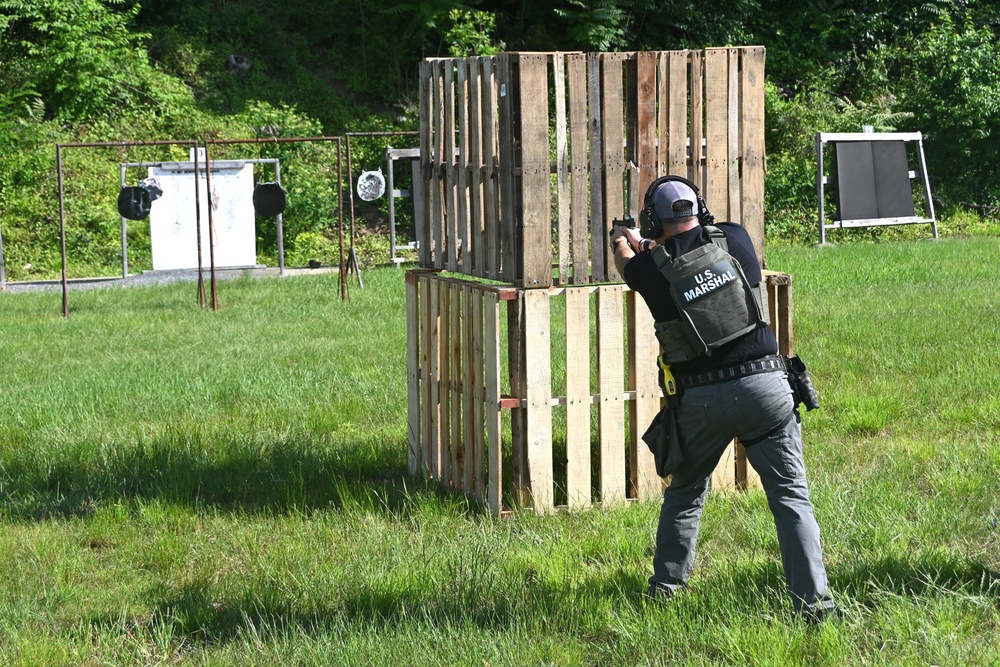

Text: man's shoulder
xmin=712 ymin=222 xmax=754 ymax=249
xmin=713 ymin=221 xmax=749 ymax=237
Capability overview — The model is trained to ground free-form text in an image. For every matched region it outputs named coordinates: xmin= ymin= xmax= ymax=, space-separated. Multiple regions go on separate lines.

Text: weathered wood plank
xmin=471 ymin=288 xmax=486 ymax=501
xmin=628 ymin=164 xmax=641 ymax=229
xmin=636 ymin=51 xmax=658 ymax=201
xmin=554 ymin=54 xmax=570 ymax=285
xmin=506 ymin=287 xmax=529 ymax=504
xmin=727 ymin=48 xmax=741 ymax=223
xmin=596 ymin=285 xmax=627 ymax=505
xmin=457 ymin=60 xmax=472 ymax=275
xmin=517 ymin=54 xmax=552 ymax=288
xmin=406 ymin=274 xmax=420 ymax=475
xmin=602 ymin=54 xmax=627 ymax=282
xmin=567 ymin=54 xmax=590 ymax=284
xmin=524 ymin=289 xmax=554 ymax=513
xmin=689 ymin=51 xmax=704 ymax=185
xmin=704 ymin=48 xmax=728 ymax=217
xmin=588 ymin=53 xmax=605 ymax=281
xmin=467 ymin=60 xmax=485 ymax=276
xmin=444 ymin=61 xmax=458 ymax=272
xmin=657 ymin=52 xmax=668 ymax=177
xmin=741 ymin=47 xmax=767 ymax=264
xmin=484 ymin=291 xmax=502 ymax=514
xmin=425 ymin=277 xmax=440 ymax=476
xmin=735 ymin=440 xmax=760 ymax=490
xmin=628 ymin=290 xmax=661 ymax=500
xmin=480 ymin=58 xmax=501 ymax=279
xmin=450 ymin=281 xmax=463 ymax=487
xmin=462 ymin=284 xmax=474 ymax=493
xmin=565 ymin=287 xmax=592 ymax=509
xmin=711 ymin=440 xmax=737 ymax=490
xmin=432 ymin=60 xmax=446 ymax=268
xmin=439 ymin=279 xmax=452 ymax=487
xmin=779 ymin=273 xmax=793 ymax=355
xmin=418 ymin=62 xmax=433 ymax=266
xmin=764 ymin=272 xmax=793 ymax=356
xmin=667 ymin=51 xmax=689 ymax=177
xmin=496 ymin=55 xmax=518 ymax=283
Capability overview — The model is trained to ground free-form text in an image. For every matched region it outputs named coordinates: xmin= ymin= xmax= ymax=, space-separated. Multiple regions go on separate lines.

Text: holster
xmin=784 ymin=355 xmax=820 ymax=411
xmin=642 ymin=406 xmax=684 ymax=478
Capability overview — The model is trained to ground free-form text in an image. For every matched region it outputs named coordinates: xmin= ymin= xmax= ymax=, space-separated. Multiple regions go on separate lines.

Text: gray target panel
xmin=817 ymin=132 xmax=937 ymax=244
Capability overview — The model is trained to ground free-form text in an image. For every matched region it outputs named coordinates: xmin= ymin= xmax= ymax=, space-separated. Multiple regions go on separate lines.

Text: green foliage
xmin=2 ymin=0 xmax=1000 ymax=282
xmin=284 ymin=230 xmax=339 ymax=268
xmin=887 ymin=14 xmax=1000 ymax=206
xmin=445 ymin=9 xmax=503 ymax=57
xmin=225 ymin=101 xmax=341 ymax=252
xmin=554 ymin=0 xmax=629 ymax=52
xmin=0 ymin=0 xmax=175 ymax=120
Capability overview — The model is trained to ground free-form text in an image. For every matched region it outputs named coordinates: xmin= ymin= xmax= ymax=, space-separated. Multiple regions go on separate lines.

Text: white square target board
xmin=148 ymin=161 xmax=257 ymax=271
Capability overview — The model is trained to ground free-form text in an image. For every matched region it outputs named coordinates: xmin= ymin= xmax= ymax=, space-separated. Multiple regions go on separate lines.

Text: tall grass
xmin=0 ymin=239 xmax=998 ymax=666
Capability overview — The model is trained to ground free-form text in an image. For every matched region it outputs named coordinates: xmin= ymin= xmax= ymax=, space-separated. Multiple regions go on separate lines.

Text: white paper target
xmin=148 ymin=163 xmax=256 ymax=270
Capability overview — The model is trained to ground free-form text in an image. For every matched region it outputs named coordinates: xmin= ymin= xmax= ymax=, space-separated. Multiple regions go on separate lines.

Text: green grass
xmin=1 ymin=240 xmax=999 ymax=665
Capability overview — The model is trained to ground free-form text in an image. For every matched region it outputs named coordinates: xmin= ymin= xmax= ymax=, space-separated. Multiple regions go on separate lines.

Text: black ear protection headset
xmin=638 ymin=175 xmax=714 ymax=239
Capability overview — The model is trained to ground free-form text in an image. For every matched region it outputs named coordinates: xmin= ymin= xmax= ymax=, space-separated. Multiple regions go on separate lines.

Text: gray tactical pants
xmin=649 ymin=369 xmax=836 ymax=616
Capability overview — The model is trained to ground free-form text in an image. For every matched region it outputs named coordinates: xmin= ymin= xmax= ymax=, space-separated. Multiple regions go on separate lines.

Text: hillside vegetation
xmin=1 ymin=0 xmax=999 ymax=281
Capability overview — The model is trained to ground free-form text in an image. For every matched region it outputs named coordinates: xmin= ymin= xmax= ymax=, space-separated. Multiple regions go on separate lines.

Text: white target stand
xmin=118 ymin=153 xmax=287 ymax=278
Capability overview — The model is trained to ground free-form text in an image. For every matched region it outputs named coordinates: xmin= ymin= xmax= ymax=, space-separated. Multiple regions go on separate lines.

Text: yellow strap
xmin=658 ymin=355 xmax=678 ymax=396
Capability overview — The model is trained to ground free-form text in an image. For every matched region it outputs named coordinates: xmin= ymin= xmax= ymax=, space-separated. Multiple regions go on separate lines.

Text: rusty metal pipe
xmin=203 ymin=143 xmax=219 ymax=310
xmin=56 ymin=140 xmax=200 ymax=317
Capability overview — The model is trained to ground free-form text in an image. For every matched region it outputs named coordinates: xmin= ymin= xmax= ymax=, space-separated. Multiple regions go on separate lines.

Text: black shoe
xmin=803 ymin=604 xmax=841 ymax=625
xmin=637 ymin=582 xmax=680 ymax=602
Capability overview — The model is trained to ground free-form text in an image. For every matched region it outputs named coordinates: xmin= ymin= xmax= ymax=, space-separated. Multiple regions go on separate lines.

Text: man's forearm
xmin=612 ymin=236 xmax=634 ymax=276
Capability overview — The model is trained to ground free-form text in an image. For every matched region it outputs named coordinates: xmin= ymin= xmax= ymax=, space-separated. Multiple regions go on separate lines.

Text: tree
xmin=0 ymin=0 xmax=159 ymax=121
xmin=891 ymin=13 xmax=1000 ymax=205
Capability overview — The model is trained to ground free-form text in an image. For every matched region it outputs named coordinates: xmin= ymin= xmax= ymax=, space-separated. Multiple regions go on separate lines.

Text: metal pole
xmin=120 ymin=163 xmax=129 ymax=279
xmin=916 ymin=135 xmax=939 ymax=239
xmin=387 ymin=146 xmax=397 ymax=264
xmin=205 ymin=136 xmax=350 ymax=297
xmin=194 ymin=143 xmax=207 ymax=307
xmin=816 ymin=133 xmax=826 ymax=245
xmin=346 ymin=134 xmax=357 ymax=280
xmin=0 ymin=218 xmax=6 ymax=290
xmin=343 ymin=131 xmax=418 ymax=276
xmin=57 ymin=139 xmax=201 ymax=312
xmin=338 ymin=139 xmax=348 ymax=301
xmin=275 ymin=159 xmax=285 ymax=276
xmin=57 ymin=144 xmax=69 ymax=317
xmin=204 ymin=143 xmax=219 ymax=310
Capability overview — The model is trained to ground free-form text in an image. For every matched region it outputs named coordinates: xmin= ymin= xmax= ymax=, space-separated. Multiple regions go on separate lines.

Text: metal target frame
xmin=56 ymin=140 xmax=205 ymax=317
xmin=203 ymin=136 xmax=347 ymax=302
xmin=54 ymin=136 xmax=349 ymax=317
xmin=817 ymin=131 xmax=938 ymax=244
xmin=344 ymin=131 xmax=420 ymax=287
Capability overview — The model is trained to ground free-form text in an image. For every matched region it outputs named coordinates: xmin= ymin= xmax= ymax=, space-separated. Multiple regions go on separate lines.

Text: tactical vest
xmin=651 ymin=226 xmax=770 ymax=363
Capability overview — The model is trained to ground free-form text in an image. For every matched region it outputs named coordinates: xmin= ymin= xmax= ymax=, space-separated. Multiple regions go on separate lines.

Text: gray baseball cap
xmin=652 ymin=180 xmax=700 ymax=220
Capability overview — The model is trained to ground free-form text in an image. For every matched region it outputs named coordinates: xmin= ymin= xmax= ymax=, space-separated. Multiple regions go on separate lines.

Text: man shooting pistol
xmin=608 ymin=175 xmax=837 ymax=623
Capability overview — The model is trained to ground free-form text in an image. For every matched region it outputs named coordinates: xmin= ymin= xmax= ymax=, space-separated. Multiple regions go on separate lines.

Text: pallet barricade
xmin=417 ymin=48 xmax=767 ymax=286
xmin=406 ymin=269 xmax=793 ymax=515
xmin=409 ymin=47 xmax=786 ymax=513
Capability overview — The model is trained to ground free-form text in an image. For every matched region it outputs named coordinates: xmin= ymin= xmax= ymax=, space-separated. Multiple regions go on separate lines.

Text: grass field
xmin=1 ymin=237 xmax=998 ymax=666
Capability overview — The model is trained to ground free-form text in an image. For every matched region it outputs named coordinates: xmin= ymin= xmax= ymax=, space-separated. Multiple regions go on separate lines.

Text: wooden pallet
xmin=406 ymin=269 xmax=793 ymax=515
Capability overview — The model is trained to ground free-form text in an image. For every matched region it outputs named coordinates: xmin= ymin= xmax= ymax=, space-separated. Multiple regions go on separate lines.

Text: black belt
xmin=676 ymin=355 xmax=785 ymax=388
